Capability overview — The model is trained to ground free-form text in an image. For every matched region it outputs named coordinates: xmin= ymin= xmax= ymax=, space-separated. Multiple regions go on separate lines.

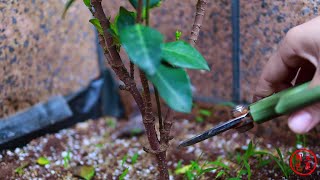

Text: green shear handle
xmin=249 ymin=81 xmax=320 ymax=124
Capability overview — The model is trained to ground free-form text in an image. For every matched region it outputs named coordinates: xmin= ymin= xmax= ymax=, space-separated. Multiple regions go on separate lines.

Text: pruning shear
xmin=178 ymin=81 xmax=320 ymax=147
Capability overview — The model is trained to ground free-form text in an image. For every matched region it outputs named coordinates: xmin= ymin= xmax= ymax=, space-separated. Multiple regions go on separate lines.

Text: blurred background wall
xmin=0 ymin=0 xmax=98 ymax=117
xmin=1 ymin=0 xmax=320 ymax=117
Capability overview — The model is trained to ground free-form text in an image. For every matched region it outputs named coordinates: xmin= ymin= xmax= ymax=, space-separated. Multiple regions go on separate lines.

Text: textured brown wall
xmin=240 ymin=0 xmax=320 ymax=102
xmin=1 ymin=0 xmax=319 ymax=118
xmin=0 ymin=0 xmax=98 ymax=117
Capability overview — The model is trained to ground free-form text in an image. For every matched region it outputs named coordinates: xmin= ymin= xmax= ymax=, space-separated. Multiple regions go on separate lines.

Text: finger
xmin=288 ymin=69 xmax=320 ymax=133
xmin=288 ymin=103 xmax=320 ymax=134
xmin=254 ymin=26 xmax=317 ymax=99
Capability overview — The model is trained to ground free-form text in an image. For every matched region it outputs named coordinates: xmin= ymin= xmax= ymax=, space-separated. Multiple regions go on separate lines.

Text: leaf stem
xmin=146 ymin=0 xmax=150 ymax=26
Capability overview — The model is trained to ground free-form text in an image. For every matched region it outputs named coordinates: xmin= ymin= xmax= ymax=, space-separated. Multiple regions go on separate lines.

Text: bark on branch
xmin=92 ymin=0 xmax=169 ymax=178
xmin=92 ymin=0 xmax=144 ymax=115
xmin=189 ymin=0 xmax=208 ymax=46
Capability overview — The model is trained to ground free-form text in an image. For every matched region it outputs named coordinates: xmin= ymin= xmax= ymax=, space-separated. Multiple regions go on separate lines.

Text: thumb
xmin=288 ymin=70 xmax=320 ymax=134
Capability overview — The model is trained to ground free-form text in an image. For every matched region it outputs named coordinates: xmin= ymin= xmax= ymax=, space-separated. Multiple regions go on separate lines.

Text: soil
xmin=0 ymin=103 xmax=319 ymax=179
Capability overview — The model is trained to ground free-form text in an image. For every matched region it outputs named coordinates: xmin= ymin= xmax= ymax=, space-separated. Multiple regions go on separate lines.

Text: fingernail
xmin=288 ymin=111 xmax=313 ymax=133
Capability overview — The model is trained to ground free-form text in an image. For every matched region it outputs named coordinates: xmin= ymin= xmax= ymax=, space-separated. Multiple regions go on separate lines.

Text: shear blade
xmin=178 ymin=113 xmax=248 ymax=148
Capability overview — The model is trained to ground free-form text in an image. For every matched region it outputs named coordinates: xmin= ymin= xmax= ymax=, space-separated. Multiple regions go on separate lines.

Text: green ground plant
xmin=119 ymin=152 xmax=140 ymax=179
xmin=63 ymin=150 xmax=72 ymax=169
xmin=174 ymin=140 xmax=293 ymax=179
xmin=232 ymin=140 xmax=293 ymax=179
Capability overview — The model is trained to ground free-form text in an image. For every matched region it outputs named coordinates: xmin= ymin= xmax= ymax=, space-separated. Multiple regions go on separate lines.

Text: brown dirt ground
xmin=0 ymin=103 xmax=319 ymax=179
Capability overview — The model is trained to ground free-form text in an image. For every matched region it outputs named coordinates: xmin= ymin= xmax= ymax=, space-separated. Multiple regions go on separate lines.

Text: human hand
xmin=254 ymin=16 xmax=320 ymax=134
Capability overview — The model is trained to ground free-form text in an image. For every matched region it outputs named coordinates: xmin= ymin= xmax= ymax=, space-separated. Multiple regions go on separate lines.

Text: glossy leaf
xmin=62 ymin=0 xmax=76 ymax=18
xmin=120 ymin=25 xmax=163 ymax=75
xmin=119 ymin=168 xmax=129 ymax=180
xmin=116 ymin=7 xmax=136 ymax=33
xmin=129 ymin=0 xmax=161 ymax=9
xmin=199 ymin=109 xmax=212 ymax=117
xmin=131 ymin=153 xmax=139 ymax=164
xmin=147 ymin=65 xmax=192 ymax=113
xmin=89 ymin=18 xmax=103 ymax=35
xmin=79 ymin=166 xmax=95 ymax=180
xmin=37 ymin=157 xmax=50 ymax=166
xmin=175 ymin=164 xmax=192 ymax=174
xmin=243 ymin=160 xmax=251 ymax=180
xmin=162 ymin=41 xmax=210 ymax=70
xmin=83 ymin=0 xmax=91 ymax=7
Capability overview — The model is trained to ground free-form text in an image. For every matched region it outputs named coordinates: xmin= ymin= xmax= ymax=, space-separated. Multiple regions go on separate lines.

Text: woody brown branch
xmin=92 ymin=0 xmax=169 ymax=179
xmin=189 ymin=0 xmax=208 ymax=46
xmin=92 ymin=0 xmax=144 ymax=115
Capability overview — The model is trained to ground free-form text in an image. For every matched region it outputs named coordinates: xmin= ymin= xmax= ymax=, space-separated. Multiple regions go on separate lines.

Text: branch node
xmin=143 ymin=145 xmax=168 ymax=154
xmin=119 ymin=84 xmax=130 ymax=91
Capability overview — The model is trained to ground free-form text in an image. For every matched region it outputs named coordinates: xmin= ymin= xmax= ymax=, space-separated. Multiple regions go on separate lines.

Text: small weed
xmin=195 ymin=108 xmax=212 ymax=123
xmin=36 ymin=157 xmax=50 ymax=166
xmin=199 ymin=109 xmax=212 ymax=117
xmin=118 ymin=152 xmax=139 ymax=179
xmin=119 ymin=168 xmax=129 ymax=180
xmin=296 ymin=134 xmax=307 ymax=147
xmin=130 ymin=128 xmax=143 ymax=135
xmin=175 ymin=157 xmax=229 ymax=179
xmin=121 ymin=154 xmax=128 ymax=167
xmin=175 ymin=30 xmax=182 ymax=40
xmin=63 ymin=150 xmax=72 ymax=169
xmin=195 ymin=116 xmax=204 ymax=123
xmin=131 ymin=153 xmax=139 ymax=165
xmin=106 ymin=118 xmax=116 ymax=128
xmin=95 ymin=143 xmax=103 ymax=148
xmin=14 ymin=162 xmax=29 ymax=176
xmin=77 ymin=165 xmax=95 ymax=180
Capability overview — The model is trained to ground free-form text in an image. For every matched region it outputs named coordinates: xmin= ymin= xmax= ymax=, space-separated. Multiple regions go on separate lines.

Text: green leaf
xmin=216 ymin=170 xmax=225 ymax=178
xmin=209 ymin=160 xmax=230 ymax=170
xmin=175 ymin=30 xmax=182 ymax=41
xmin=89 ymin=18 xmax=103 ymax=35
xmin=176 ymin=160 xmax=183 ymax=169
xmin=116 ymin=7 xmax=136 ymax=33
xmin=175 ymin=164 xmax=192 ymax=174
xmin=195 ymin=116 xmax=204 ymax=123
xmin=129 ymin=0 xmax=161 ymax=9
xmin=63 ymin=150 xmax=71 ymax=169
xmin=119 ymin=168 xmax=129 ymax=180
xmin=120 ymin=25 xmax=163 ymax=75
xmin=162 ymin=41 xmax=210 ymax=70
xmin=199 ymin=167 xmax=216 ymax=175
xmin=15 ymin=162 xmax=29 ymax=176
xmin=83 ymin=0 xmax=91 ymax=7
xmin=186 ymin=170 xmax=195 ymax=180
xmin=257 ymin=159 xmax=272 ymax=168
xmin=79 ymin=166 xmax=95 ymax=180
xmin=244 ymin=141 xmax=254 ymax=160
xmin=276 ymin=148 xmax=284 ymax=163
xmin=121 ymin=154 xmax=128 ymax=167
xmin=243 ymin=160 xmax=251 ymax=180
xmin=131 ymin=153 xmax=139 ymax=164
xmin=199 ymin=109 xmax=212 ymax=117
xmin=37 ymin=157 xmax=50 ymax=166
xmin=106 ymin=118 xmax=117 ymax=128
xmin=147 ymin=64 xmax=192 ymax=113
xmin=130 ymin=128 xmax=143 ymax=135
xmin=62 ymin=0 xmax=76 ymax=18
xmin=228 ymin=177 xmax=242 ymax=180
